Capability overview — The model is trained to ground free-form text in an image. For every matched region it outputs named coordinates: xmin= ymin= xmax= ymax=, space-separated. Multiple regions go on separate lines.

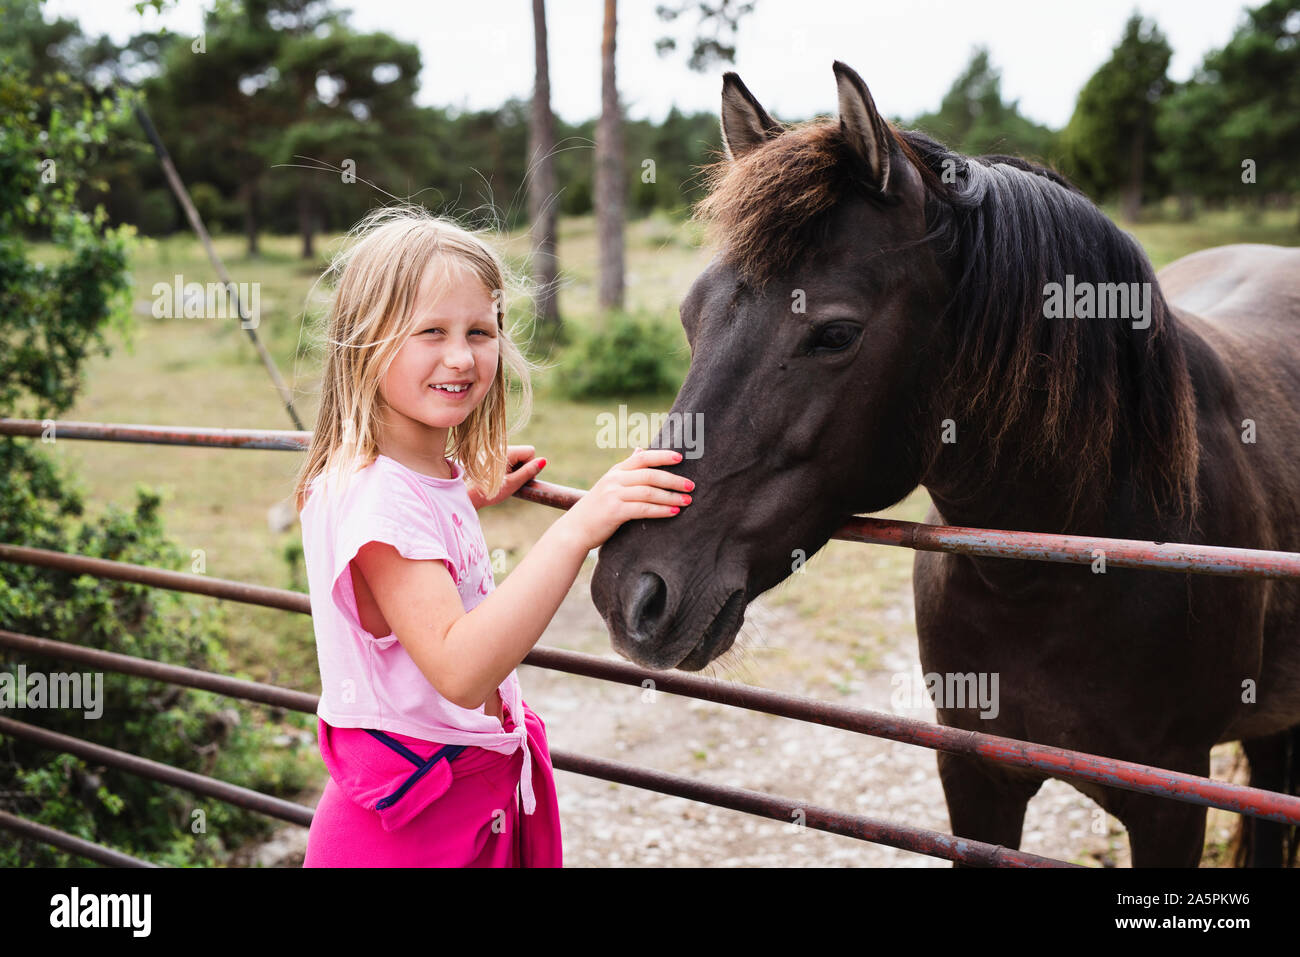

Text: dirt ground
xmin=252 ymin=553 xmax=1245 ymax=868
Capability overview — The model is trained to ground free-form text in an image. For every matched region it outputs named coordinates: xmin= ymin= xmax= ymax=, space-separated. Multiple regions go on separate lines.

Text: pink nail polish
xmin=670 ymin=506 xmax=680 ymax=514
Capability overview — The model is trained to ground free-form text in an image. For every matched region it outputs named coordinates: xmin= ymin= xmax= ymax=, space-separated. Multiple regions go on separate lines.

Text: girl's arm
xmin=352 ymin=448 xmax=692 ymax=710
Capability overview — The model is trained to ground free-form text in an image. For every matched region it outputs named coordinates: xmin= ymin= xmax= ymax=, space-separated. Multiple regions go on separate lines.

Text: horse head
xmin=590 ymin=63 xmax=954 ymax=670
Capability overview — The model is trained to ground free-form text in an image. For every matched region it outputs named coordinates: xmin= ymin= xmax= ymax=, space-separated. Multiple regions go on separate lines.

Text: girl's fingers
xmin=507 ymin=445 xmax=537 ymax=470
xmin=618 ymin=484 xmax=691 ymax=506
xmin=636 ymin=501 xmax=682 ymax=518
xmin=612 ymin=466 xmax=694 ymax=492
xmin=623 ymin=447 xmax=683 ymax=468
xmin=511 ymin=458 xmax=545 ymax=483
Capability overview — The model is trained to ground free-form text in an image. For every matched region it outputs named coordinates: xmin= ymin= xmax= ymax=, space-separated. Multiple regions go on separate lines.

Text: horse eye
xmin=808 ymin=322 xmax=861 ymax=354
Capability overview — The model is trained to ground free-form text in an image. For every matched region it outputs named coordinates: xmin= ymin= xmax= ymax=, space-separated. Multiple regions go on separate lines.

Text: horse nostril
xmin=627 ymin=572 xmax=668 ymax=643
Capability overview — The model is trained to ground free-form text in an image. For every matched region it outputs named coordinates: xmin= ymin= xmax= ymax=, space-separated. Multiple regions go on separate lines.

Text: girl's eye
xmin=416 ymin=328 xmax=493 ymax=337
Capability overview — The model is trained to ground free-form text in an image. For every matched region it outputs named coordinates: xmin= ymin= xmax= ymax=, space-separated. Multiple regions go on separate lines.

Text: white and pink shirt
xmin=300 ymin=453 xmax=540 ymax=812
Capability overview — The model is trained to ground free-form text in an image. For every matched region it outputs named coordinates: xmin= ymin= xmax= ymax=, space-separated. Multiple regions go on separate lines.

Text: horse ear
xmin=832 ymin=61 xmax=892 ymax=191
xmin=720 ymin=71 xmax=783 ymax=161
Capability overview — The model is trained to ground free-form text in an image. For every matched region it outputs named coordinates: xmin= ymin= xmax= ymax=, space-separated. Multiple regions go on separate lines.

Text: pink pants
xmin=303 ymin=698 xmax=562 ymax=867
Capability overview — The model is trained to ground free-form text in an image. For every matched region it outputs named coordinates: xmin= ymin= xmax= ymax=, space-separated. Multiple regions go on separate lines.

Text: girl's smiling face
xmin=378 ymin=258 xmax=500 ymax=436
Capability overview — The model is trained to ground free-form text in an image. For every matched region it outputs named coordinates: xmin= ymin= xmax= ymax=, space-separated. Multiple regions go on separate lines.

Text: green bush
xmin=557 ymin=310 xmax=687 ymax=400
xmin=136 ymin=188 xmax=178 ymax=236
xmin=0 ymin=52 xmax=309 ymax=867
xmin=189 ymin=181 xmax=240 ymax=234
xmin=0 ymin=448 xmax=316 ymax=867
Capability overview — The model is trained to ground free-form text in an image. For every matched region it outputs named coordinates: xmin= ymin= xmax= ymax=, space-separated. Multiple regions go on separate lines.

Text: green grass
xmin=1110 ymin=206 xmax=1299 ymax=270
xmin=32 ymin=205 xmax=1299 ymax=686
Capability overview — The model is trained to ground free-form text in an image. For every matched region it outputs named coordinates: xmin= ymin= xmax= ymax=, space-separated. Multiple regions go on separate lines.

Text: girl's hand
xmin=467 ymin=445 xmax=547 ymax=510
xmin=559 ymin=447 xmax=694 ymax=552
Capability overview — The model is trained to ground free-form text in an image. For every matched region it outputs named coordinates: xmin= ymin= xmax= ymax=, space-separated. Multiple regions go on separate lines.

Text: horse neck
xmin=918 ymin=314 xmax=1184 ymax=541
xmin=918 ymin=199 xmax=1210 ymax=540
xmin=919 ymin=428 xmax=1127 ymax=537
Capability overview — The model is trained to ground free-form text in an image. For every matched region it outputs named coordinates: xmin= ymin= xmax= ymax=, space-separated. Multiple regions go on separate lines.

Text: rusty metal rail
xmin=0 ymin=715 xmax=315 ymax=827
xmin=839 ymin=517 xmax=1300 ymax=580
xmin=5 ymin=417 xmax=1299 ymax=579
xmin=0 ymin=809 xmax=157 ymax=868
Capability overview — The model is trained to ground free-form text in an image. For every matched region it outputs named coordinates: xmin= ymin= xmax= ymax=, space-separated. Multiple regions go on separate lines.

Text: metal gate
xmin=2 ymin=417 xmax=1298 ymax=867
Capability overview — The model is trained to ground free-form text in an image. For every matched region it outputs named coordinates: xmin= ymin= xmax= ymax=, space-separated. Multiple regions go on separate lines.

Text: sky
xmin=46 ymin=0 xmax=1254 ymax=130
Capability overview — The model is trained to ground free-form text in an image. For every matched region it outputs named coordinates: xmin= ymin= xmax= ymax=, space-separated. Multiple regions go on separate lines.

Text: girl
xmin=294 ymin=204 xmax=694 ymax=867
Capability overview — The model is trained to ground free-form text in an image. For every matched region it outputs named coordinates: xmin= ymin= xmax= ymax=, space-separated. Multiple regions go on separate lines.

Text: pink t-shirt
xmin=300 ymin=452 xmax=539 ymax=813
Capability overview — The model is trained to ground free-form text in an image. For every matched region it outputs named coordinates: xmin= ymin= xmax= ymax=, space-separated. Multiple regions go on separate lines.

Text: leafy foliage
xmin=1158 ymin=0 xmax=1300 ymax=204
xmin=0 ymin=22 xmax=309 ymax=867
xmin=908 ymin=47 xmax=1058 ymax=162
xmin=1059 ymin=14 xmax=1172 ymax=211
xmin=558 ymin=311 xmax=687 ymax=400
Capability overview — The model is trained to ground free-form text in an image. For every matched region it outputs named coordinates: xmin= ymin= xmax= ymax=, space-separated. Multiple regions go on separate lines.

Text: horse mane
xmin=690 ymin=119 xmax=1200 ymax=523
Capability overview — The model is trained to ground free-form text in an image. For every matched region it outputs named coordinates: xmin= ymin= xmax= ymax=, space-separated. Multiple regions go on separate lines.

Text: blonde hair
xmin=294 ymin=204 xmax=541 ymax=512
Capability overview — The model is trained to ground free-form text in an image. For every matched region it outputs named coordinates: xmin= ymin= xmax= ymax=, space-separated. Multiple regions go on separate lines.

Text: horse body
xmin=1171 ymin=246 xmax=1300 ymax=745
xmin=1164 ymin=245 xmax=1300 ymax=747
xmin=589 ymin=62 xmax=1300 ymax=866
xmin=918 ymin=244 xmax=1300 ymax=866
xmin=917 ymin=244 xmax=1300 ymax=866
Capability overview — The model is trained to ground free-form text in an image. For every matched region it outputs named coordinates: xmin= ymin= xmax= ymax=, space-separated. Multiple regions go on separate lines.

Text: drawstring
xmin=515 ymin=781 xmax=525 ymax=867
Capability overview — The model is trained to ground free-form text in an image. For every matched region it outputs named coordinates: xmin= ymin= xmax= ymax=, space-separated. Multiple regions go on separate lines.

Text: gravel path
xmin=254 ymin=557 xmax=1243 ymax=868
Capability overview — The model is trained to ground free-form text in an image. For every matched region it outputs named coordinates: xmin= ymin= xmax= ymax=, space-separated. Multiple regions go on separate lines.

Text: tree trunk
xmin=1243 ymin=187 xmax=1266 ymax=226
xmin=1120 ymin=120 xmax=1144 ymax=223
xmin=530 ymin=0 xmax=562 ymax=352
xmin=299 ymin=186 xmax=315 ymax=260
xmin=241 ymin=179 xmax=260 ymax=257
xmin=596 ymin=0 xmax=625 ymax=313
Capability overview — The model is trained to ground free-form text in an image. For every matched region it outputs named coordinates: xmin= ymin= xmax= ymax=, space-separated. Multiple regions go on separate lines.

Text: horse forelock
xmin=689 ymin=120 xmax=1200 ymax=524
xmin=691 ymin=119 xmax=876 ymax=290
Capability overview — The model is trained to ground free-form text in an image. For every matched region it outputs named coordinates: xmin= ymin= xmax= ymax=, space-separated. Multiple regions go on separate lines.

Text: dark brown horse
xmin=590 ymin=61 xmax=1300 ymax=867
